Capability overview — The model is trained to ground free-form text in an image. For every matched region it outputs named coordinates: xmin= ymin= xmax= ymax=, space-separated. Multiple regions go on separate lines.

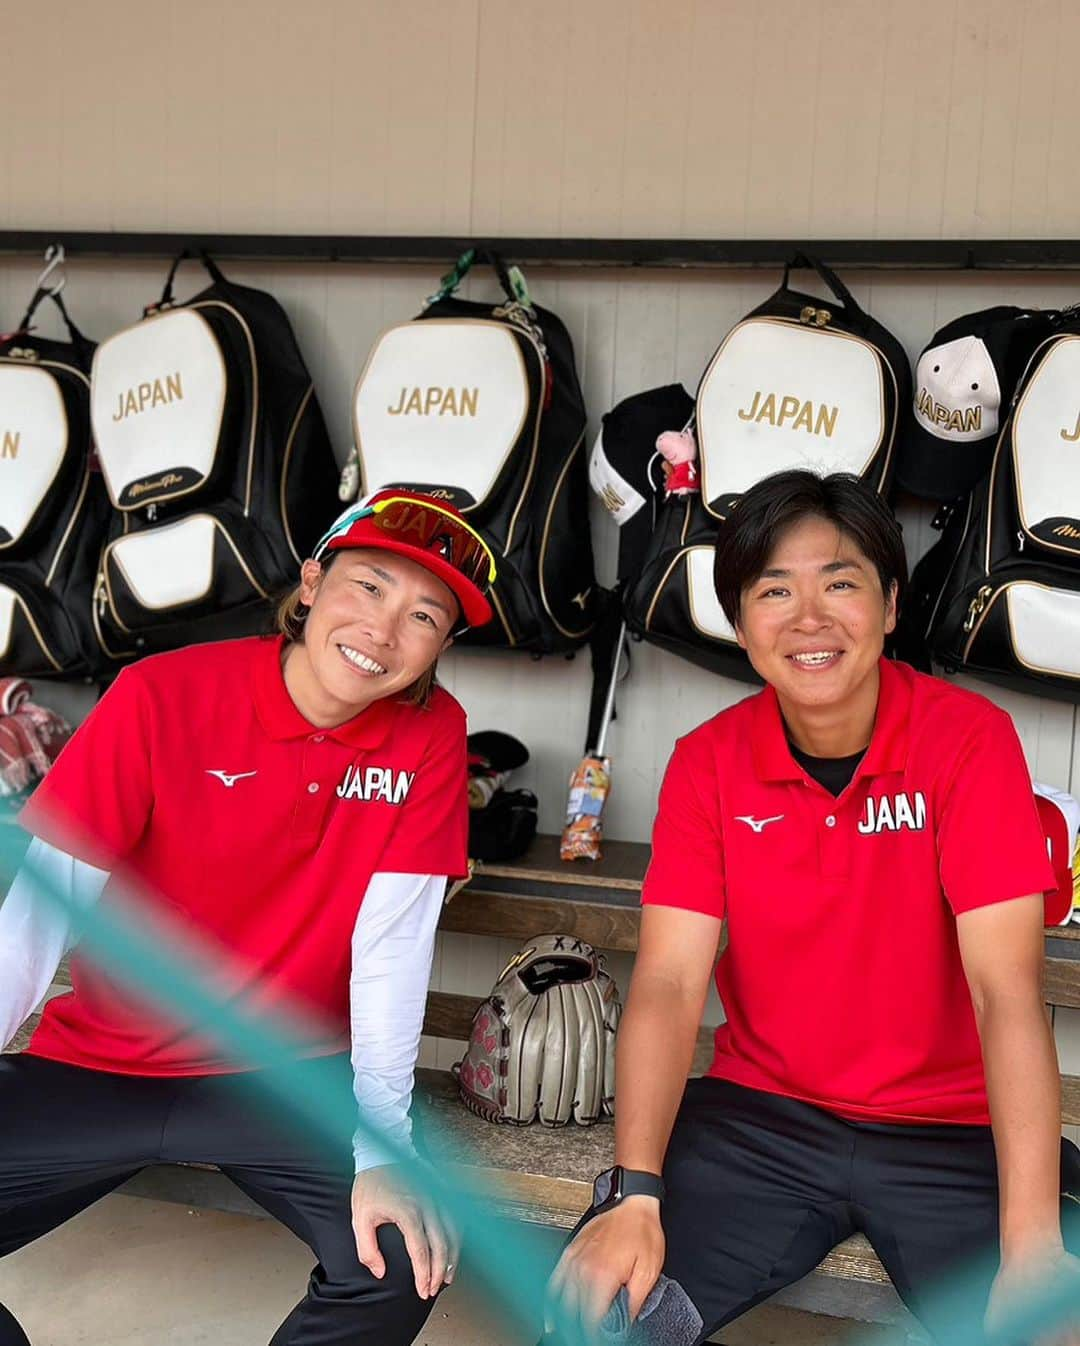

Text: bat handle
xmin=592 ymin=622 xmax=628 ymax=759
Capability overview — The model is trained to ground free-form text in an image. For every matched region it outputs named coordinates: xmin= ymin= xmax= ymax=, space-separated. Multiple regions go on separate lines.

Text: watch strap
xmin=619 ymin=1168 xmax=665 ymax=1202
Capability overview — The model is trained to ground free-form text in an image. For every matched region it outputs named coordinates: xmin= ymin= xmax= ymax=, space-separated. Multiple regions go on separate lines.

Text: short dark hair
xmin=713 ymin=470 xmax=906 ymax=627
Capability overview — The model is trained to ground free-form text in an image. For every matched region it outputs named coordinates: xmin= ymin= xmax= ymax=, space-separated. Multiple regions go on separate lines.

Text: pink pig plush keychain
xmin=656 ymin=425 xmax=699 ymax=496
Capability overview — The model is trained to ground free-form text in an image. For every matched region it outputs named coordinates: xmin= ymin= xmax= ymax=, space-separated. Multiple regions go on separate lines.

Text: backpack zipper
xmin=962 ymin=584 xmax=994 ymax=636
xmin=799 ymin=306 xmax=833 ymax=327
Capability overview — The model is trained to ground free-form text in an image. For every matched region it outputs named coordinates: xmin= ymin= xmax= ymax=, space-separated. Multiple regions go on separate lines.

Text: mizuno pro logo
xmin=735 ymin=814 xmax=784 ymax=833
xmin=858 ymin=791 xmax=927 ymax=834
xmin=206 ymin=770 xmax=257 ymax=788
xmin=336 ymin=764 xmax=415 ymax=804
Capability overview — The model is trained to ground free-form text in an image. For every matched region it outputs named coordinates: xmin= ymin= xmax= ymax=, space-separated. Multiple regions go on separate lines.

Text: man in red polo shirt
xmin=549 ymin=470 xmax=1079 ymax=1344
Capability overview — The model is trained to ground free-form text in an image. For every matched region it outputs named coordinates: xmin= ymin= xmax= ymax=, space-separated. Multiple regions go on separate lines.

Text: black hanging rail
xmin=2 ymin=232 xmax=1080 ymax=270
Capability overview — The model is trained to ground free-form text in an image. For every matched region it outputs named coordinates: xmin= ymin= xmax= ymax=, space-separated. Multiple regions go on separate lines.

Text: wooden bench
xmin=11 ymin=834 xmax=1080 ymax=1332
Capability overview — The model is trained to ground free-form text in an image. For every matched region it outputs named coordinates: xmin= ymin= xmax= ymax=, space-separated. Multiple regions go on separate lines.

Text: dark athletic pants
xmin=0 ymin=1053 xmax=437 ymax=1346
xmin=661 ymin=1079 xmax=1080 ymax=1345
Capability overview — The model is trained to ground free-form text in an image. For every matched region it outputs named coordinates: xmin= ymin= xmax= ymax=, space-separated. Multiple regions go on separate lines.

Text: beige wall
xmin=3 ymin=0 xmax=1079 ymax=239
xmin=5 ymin=0 xmax=1080 ymax=1079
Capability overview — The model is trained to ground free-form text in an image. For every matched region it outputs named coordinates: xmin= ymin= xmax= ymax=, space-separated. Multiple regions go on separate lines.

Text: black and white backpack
xmin=904 ymin=317 xmax=1080 ymax=701
xmin=0 ymin=291 xmax=112 ymax=679
xmin=89 ymin=252 xmax=340 ymax=658
xmin=623 ymin=255 xmax=910 ymax=678
xmin=349 ymin=250 xmax=595 ymax=653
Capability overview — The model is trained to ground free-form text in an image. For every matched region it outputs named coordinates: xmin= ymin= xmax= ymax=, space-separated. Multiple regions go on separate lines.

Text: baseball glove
xmin=454 ymin=934 xmax=622 ymax=1126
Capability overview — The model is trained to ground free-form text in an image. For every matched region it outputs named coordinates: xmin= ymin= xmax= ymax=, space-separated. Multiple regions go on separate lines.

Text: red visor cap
xmin=321 ymin=490 xmax=494 ymax=631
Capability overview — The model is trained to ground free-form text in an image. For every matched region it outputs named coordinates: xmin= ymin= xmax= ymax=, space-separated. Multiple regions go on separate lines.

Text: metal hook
xmin=35 ymin=243 xmax=66 ymax=297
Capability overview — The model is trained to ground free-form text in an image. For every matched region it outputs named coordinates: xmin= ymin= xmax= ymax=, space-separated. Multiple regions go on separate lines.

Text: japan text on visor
xmin=312 ymin=491 xmax=496 ymax=631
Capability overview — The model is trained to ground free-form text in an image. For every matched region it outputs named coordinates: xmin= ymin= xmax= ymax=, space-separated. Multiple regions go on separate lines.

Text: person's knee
xmin=321 ymin=1223 xmax=428 ymax=1304
xmin=272 ymin=1228 xmax=438 ymax=1346
xmin=371 ymin=1225 xmax=425 ymax=1295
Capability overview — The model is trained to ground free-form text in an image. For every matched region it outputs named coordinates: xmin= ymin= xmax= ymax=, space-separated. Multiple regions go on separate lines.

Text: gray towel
xmin=596 ymin=1274 xmax=703 ymax=1345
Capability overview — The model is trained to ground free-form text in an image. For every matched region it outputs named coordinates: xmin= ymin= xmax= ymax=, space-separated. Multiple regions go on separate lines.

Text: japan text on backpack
xmin=1060 ymin=409 xmax=1080 ymax=441
xmin=736 ymin=391 xmax=838 ymax=437
xmin=112 ymin=373 xmax=184 ymax=421
xmin=386 ymin=386 xmax=479 ymax=417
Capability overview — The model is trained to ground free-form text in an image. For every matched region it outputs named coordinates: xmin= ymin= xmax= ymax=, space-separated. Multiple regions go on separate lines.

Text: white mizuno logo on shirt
xmin=735 ymin=814 xmax=784 ymax=833
xmin=206 ymin=770 xmax=258 ymax=788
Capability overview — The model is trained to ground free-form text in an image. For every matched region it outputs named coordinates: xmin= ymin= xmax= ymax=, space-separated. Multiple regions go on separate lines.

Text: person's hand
xmin=545 ymin=1197 xmax=665 ymax=1342
xmin=986 ymin=1246 xmax=1080 ymax=1346
xmin=351 ymin=1163 xmax=459 ymax=1300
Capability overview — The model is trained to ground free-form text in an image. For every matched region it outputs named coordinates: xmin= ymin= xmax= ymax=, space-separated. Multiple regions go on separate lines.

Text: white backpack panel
xmin=686 ymin=546 xmax=737 ymax=642
xmin=1007 ymin=581 xmax=1080 ymax=679
xmin=697 ymin=320 xmax=885 ymax=510
xmin=1011 ymin=336 xmax=1080 ymax=540
xmin=108 ymin=514 xmax=218 ymax=610
xmin=354 ymin=320 xmax=530 ymax=508
xmin=0 ymin=366 xmax=68 ymax=548
xmin=92 ymin=309 xmax=227 ymax=508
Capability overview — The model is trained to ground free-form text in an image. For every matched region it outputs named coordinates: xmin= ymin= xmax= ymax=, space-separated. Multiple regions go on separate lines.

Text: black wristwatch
xmin=591 ymin=1165 xmax=665 ymax=1212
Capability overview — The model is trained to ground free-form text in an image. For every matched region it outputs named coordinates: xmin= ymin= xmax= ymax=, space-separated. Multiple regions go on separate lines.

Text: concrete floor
xmin=0 ymin=1194 xmax=892 ymax=1346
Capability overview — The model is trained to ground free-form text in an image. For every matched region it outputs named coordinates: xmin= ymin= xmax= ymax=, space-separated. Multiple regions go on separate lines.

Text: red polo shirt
xmin=19 ymin=636 xmax=468 ymax=1075
xmin=642 ymin=658 xmax=1055 ymax=1125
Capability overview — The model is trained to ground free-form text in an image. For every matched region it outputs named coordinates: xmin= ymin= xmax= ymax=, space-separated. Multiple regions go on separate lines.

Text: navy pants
xmin=0 ymin=1053 xmax=435 ymax=1346
xmin=662 ymin=1078 xmax=1080 ymax=1344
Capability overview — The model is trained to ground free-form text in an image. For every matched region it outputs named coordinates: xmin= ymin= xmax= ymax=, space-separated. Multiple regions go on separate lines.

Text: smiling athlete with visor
xmin=548 ymin=469 xmax=1080 ymax=1346
xmin=0 ymin=489 xmax=495 ymax=1346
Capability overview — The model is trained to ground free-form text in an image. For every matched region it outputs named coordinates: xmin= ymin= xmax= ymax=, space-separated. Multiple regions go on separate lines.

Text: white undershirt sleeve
xmin=0 ymin=836 xmax=109 ymax=1050
xmin=1 ymin=849 xmax=445 ymax=1173
xmin=349 ymin=871 xmax=446 ymax=1174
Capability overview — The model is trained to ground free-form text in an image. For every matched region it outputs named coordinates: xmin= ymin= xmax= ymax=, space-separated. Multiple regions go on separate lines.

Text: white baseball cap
xmin=899 ymin=307 xmax=1056 ymax=501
